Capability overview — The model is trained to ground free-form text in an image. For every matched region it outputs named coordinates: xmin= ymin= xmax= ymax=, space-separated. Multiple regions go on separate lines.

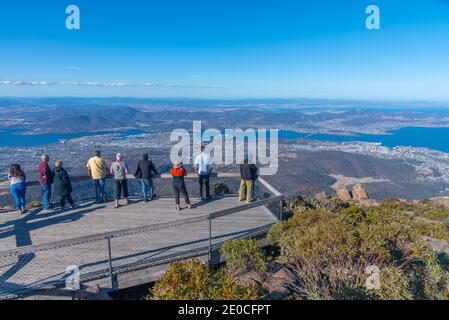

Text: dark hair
xmin=200 ymin=145 xmax=206 ymax=152
xmin=95 ymin=150 xmax=101 ymax=157
xmin=143 ymin=153 xmax=149 ymax=161
xmin=9 ymin=164 xmax=24 ymax=177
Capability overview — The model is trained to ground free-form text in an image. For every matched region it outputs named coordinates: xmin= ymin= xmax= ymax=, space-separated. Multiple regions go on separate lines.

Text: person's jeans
xmin=238 ymin=179 xmax=254 ymax=203
xmin=94 ymin=178 xmax=106 ymax=203
xmin=41 ymin=183 xmax=52 ymax=209
xmin=141 ymin=179 xmax=154 ymax=201
xmin=198 ymin=174 xmax=210 ymax=199
xmin=10 ymin=182 xmax=26 ymax=210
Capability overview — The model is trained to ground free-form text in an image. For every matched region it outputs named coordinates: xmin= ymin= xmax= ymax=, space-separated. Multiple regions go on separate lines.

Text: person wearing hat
xmin=110 ymin=153 xmax=130 ymax=209
xmin=169 ymin=162 xmax=193 ymax=211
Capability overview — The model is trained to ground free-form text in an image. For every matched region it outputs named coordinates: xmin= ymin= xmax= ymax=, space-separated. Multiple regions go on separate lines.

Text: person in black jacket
xmin=135 ymin=153 xmax=159 ymax=202
xmin=53 ymin=160 xmax=76 ymax=211
xmin=239 ymin=156 xmax=258 ymax=204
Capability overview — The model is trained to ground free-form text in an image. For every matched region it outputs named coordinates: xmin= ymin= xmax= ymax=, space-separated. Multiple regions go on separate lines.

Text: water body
xmin=0 ymin=129 xmax=148 ymax=147
xmin=0 ymin=127 xmax=448 ymax=153
xmin=279 ymin=127 xmax=449 ymax=153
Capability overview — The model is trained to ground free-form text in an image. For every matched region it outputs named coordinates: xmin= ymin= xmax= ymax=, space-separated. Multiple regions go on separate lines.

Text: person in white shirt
xmin=194 ymin=145 xmax=212 ymax=200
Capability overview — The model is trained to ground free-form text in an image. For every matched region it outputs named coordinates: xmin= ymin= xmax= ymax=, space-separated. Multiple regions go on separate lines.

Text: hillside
xmin=150 ymin=196 xmax=449 ymax=300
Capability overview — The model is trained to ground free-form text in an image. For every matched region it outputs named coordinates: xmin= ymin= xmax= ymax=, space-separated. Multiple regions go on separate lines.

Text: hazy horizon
xmin=1 ymin=0 xmax=449 ymax=100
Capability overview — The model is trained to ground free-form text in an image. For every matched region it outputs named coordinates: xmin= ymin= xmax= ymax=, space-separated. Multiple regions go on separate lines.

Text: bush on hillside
xmin=221 ymin=239 xmax=268 ymax=274
xmin=267 ymin=202 xmax=449 ymax=300
xmin=150 ymin=260 xmax=262 ymax=300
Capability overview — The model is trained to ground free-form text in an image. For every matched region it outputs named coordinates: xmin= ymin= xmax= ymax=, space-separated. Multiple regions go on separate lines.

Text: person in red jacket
xmin=170 ymin=162 xmax=193 ymax=211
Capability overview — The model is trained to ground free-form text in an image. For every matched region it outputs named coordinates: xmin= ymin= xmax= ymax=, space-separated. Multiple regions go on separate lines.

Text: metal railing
xmin=0 ymin=174 xmax=283 ymax=299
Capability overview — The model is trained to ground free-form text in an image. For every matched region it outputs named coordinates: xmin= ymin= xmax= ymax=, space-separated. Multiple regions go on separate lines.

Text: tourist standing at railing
xmin=53 ymin=160 xmax=76 ymax=211
xmin=39 ymin=154 xmax=54 ymax=213
xmin=134 ymin=153 xmax=159 ymax=202
xmin=8 ymin=164 xmax=27 ymax=215
xmin=194 ymin=145 xmax=212 ymax=200
xmin=170 ymin=162 xmax=193 ymax=211
xmin=238 ymin=155 xmax=259 ymax=204
xmin=110 ymin=153 xmax=130 ymax=209
xmin=87 ymin=150 xmax=108 ymax=204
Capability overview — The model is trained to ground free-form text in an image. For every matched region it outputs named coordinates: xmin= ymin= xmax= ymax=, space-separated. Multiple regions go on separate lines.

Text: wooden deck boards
xmin=0 ymin=197 xmax=277 ymax=298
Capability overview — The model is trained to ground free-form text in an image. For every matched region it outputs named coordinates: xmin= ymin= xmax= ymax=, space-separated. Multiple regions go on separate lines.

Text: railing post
xmin=107 ymin=236 xmax=114 ymax=289
xmin=208 ymin=215 xmax=212 ymax=264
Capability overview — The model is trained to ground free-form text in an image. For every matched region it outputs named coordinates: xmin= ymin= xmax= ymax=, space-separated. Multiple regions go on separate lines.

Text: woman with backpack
xmin=53 ymin=160 xmax=76 ymax=211
xmin=110 ymin=153 xmax=130 ymax=209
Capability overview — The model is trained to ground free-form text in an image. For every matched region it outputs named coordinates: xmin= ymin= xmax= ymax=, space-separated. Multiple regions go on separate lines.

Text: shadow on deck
xmin=0 ymin=185 xmax=282 ymax=299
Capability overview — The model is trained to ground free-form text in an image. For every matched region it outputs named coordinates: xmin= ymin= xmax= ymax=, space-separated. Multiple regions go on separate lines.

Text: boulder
xmin=336 ymin=188 xmax=352 ymax=202
xmin=431 ymin=197 xmax=449 ymax=208
xmin=352 ymin=184 xmax=370 ymax=201
xmin=313 ymin=191 xmax=328 ymax=202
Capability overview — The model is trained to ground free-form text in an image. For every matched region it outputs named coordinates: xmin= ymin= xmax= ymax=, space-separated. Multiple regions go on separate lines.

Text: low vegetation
xmin=221 ymin=239 xmax=268 ymax=274
xmin=151 ymin=197 xmax=449 ymax=300
xmin=212 ymin=183 xmax=231 ymax=196
xmin=28 ymin=200 xmax=43 ymax=208
xmin=149 ymin=260 xmax=263 ymax=300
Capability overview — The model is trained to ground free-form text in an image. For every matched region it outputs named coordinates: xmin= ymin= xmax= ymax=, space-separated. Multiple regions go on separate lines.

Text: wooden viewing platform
xmin=0 ymin=175 xmax=283 ymax=300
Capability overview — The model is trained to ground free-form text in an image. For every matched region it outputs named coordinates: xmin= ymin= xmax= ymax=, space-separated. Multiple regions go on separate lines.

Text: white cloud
xmin=0 ymin=80 xmax=226 ymax=89
xmin=64 ymin=66 xmax=82 ymax=71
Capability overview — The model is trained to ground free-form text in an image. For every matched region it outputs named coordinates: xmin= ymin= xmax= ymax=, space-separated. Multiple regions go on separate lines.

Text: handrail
xmin=0 ymin=172 xmax=241 ymax=192
xmin=0 ymin=194 xmax=283 ymax=258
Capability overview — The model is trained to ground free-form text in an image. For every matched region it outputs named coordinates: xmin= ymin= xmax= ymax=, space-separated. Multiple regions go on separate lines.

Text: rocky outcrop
xmin=431 ymin=197 xmax=449 ymax=208
xmin=352 ymin=184 xmax=370 ymax=201
xmin=335 ymin=184 xmax=377 ymax=206
xmin=336 ymin=188 xmax=352 ymax=202
xmin=313 ymin=191 xmax=328 ymax=202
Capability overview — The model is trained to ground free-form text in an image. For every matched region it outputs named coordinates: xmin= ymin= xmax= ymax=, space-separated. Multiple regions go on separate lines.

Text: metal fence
xmin=0 ymin=175 xmax=283 ymax=300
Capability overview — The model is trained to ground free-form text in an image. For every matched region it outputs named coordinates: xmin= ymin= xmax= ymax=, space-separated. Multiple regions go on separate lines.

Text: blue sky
xmin=0 ymin=0 xmax=449 ymax=100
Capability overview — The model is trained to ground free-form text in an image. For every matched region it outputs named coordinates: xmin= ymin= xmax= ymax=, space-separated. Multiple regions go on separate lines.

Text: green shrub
xmin=420 ymin=209 xmax=449 ymax=222
xmin=208 ymin=270 xmax=263 ymax=300
xmin=150 ymin=260 xmax=261 ymax=300
xmin=442 ymin=217 xmax=449 ymax=228
xmin=28 ymin=200 xmax=43 ymax=208
xmin=221 ymin=239 xmax=267 ymax=273
xmin=151 ymin=260 xmax=211 ymax=300
xmin=267 ymin=201 xmax=449 ymax=300
xmin=212 ymin=183 xmax=231 ymax=196
xmin=375 ymin=267 xmax=413 ymax=300
xmin=340 ymin=204 xmax=366 ymax=224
